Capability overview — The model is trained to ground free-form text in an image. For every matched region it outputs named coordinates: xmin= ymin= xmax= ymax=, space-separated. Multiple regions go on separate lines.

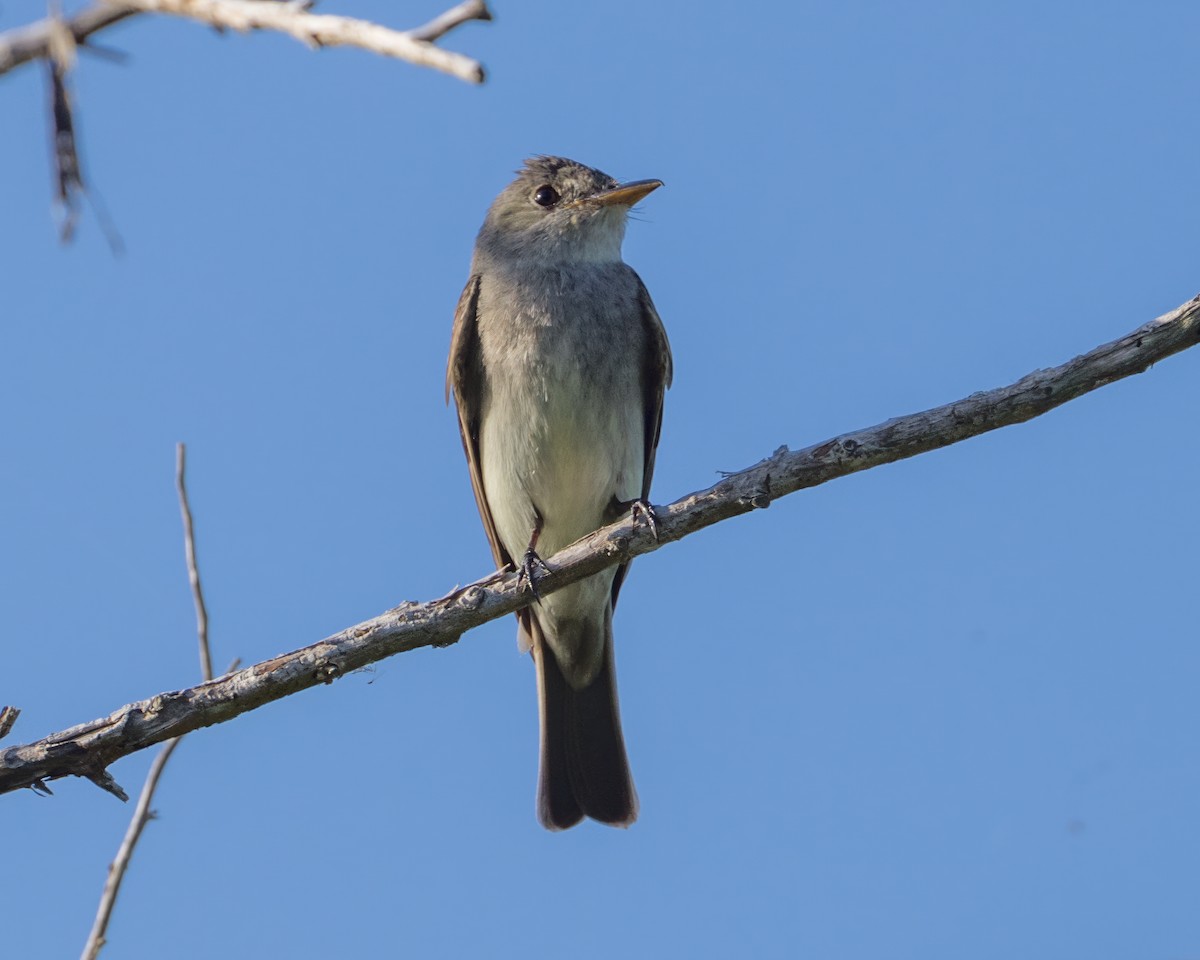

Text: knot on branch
xmin=742 ymin=473 xmax=773 ymax=510
xmin=458 ymin=585 xmax=486 ymax=609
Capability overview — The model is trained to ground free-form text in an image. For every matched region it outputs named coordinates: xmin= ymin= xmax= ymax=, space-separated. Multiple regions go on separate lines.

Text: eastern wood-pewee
xmin=447 ymin=156 xmax=671 ymax=829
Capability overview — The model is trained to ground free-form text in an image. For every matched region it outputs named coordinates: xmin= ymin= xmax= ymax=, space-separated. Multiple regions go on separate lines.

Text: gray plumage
xmin=447 ymin=156 xmax=671 ymax=829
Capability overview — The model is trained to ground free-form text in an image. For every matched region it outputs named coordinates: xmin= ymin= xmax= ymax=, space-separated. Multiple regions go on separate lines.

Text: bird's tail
xmin=524 ymin=607 xmax=638 ymax=830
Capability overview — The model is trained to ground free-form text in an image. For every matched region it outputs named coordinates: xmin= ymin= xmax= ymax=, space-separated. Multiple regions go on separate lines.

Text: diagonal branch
xmin=1 ymin=294 xmax=1196 ymax=799
xmin=0 ymin=0 xmax=492 ymax=82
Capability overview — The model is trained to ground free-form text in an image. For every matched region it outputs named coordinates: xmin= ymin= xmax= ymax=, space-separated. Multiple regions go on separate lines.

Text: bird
xmin=446 ymin=156 xmax=672 ymax=829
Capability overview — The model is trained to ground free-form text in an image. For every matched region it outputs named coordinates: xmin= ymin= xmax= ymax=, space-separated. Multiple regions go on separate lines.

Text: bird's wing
xmin=611 ymin=272 xmax=673 ymax=606
xmin=634 ymin=272 xmax=673 ymax=501
xmin=447 ymin=274 xmax=510 ymax=571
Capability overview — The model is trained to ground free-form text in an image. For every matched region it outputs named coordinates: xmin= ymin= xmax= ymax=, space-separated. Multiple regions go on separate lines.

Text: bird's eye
xmin=533 ymin=185 xmax=560 ymax=207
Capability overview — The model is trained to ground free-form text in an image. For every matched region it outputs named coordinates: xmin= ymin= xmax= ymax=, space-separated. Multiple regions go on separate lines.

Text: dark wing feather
xmin=611 ymin=272 xmax=673 ymax=606
xmin=447 ymin=275 xmax=511 ymax=571
xmin=634 ymin=273 xmax=673 ymax=500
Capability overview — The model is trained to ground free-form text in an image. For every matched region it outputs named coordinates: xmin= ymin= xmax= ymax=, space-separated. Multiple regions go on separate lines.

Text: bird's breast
xmin=476 ymin=265 xmax=646 ymax=555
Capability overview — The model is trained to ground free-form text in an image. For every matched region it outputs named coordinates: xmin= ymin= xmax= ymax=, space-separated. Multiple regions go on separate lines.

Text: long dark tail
xmin=526 ymin=608 xmax=638 ymax=830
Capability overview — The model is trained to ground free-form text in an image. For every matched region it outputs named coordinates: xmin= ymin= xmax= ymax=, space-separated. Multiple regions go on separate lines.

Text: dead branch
xmin=0 ymin=0 xmax=492 ymax=82
xmin=1 ymin=294 xmax=1196 ymax=799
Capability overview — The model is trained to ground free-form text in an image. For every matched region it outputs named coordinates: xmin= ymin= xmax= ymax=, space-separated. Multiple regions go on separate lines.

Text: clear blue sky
xmin=3 ymin=2 xmax=1198 ymax=957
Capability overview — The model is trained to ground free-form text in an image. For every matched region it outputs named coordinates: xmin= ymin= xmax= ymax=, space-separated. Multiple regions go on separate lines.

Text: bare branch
xmin=0 ymin=0 xmax=490 ymax=82
xmin=1 ymin=295 xmax=1196 ymax=798
xmin=104 ymin=0 xmax=488 ymax=83
xmin=176 ymin=443 xmax=212 ymax=683
xmin=3 ymin=2 xmax=488 ymax=238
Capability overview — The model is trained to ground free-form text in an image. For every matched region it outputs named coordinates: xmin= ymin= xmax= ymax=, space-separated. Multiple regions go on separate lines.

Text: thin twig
xmin=79 ymin=737 xmax=181 ymax=960
xmin=176 ymin=443 xmax=212 ymax=683
xmin=40 ymin=9 xmax=125 ymax=253
xmin=45 ymin=7 xmax=83 ymax=243
xmin=1 ymin=294 xmax=1198 ymax=798
xmin=79 ymin=446 xmax=219 ymax=960
xmin=409 ymin=0 xmax=492 ymax=44
xmin=0 ymin=706 xmax=19 ymax=742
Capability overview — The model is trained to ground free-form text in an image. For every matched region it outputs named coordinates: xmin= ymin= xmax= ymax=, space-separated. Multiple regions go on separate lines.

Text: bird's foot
xmin=628 ymin=498 xmax=659 ymax=542
xmin=516 ymin=548 xmax=552 ymax=599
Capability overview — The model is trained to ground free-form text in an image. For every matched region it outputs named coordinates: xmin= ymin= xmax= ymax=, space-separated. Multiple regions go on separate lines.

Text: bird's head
xmin=476 ymin=156 xmax=662 ymax=265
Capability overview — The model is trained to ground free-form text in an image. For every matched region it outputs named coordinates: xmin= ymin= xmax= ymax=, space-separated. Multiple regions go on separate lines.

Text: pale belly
xmin=478 ymin=351 xmax=644 ymax=685
xmin=480 ymin=367 xmax=644 ymax=561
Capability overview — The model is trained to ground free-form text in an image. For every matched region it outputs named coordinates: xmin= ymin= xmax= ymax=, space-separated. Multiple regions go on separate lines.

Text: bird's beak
xmin=575 ymin=178 xmax=663 ymax=208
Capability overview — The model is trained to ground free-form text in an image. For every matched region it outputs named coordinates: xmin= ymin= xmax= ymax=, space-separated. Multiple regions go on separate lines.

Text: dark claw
xmin=516 ymin=548 xmax=552 ymax=599
xmin=629 ymin=498 xmax=659 ymax=542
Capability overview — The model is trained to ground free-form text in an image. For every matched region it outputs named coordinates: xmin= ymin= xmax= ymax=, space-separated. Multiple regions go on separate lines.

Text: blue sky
xmin=3 ymin=2 xmax=1198 ymax=957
